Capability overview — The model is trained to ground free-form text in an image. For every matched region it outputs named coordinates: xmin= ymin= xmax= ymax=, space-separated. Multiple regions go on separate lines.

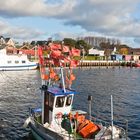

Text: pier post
xmin=113 ymin=60 xmax=115 ymax=69
xmin=88 ymin=95 xmax=92 ymax=121
xmin=99 ymin=57 xmax=101 ymax=69
xmin=90 ymin=61 xmax=91 ymax=69
xmin=125 ymin=120 xmax=128 ymax=140
xmin=111 ymin=95 xmax=114 ymax=140
xmin=107 ymin=60 xmax=108 ymax=69
xmin=119 ymin=60 xmax=121 ymax=69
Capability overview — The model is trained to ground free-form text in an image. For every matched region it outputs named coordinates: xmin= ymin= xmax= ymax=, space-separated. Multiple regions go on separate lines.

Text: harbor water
xmin=0 ymin=67 xmax=140 ymax=139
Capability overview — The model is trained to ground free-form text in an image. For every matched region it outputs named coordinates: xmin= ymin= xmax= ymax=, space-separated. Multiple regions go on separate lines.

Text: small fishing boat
xmin=0 ymin=48 xmax=38 ymax=70
xmin=133 ymin=61 xmax=140 ymax=67
xmin=24 ymin=43 xmax=129 ymax=140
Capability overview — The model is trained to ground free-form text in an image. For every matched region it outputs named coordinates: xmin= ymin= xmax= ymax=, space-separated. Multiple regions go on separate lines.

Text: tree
xmin=63 ymin=38 xmax=92 ymax=55
xmin=53 ymin=40 xmax=62 ymax=44
xmin=63 ymin=38 xmax=76 ymax=49
xmin=119 ymin=48 xmax=128 ymax=55
xmin=30 ymin=41 xmax=36 ymax=46
xmin=76 ymin=40 xmax=92 ymax=55
xmin=118 ymin=45 xmax=130 ymax=55
xmin=104 ymin=49 xmax=112 ymax=60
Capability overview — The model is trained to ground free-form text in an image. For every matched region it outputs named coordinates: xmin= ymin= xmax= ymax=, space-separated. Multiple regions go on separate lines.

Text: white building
xmin=88 ymin=48 xmax=104 ymax=56
xmin=5 ymin=38 xmax=15 ymax=47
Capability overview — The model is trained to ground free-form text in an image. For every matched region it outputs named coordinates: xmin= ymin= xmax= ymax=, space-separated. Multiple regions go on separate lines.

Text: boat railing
xmin=90 ymin=115 xmax=127 ymax=137
xmin=29 ymin=107 xmax=127 ymax=139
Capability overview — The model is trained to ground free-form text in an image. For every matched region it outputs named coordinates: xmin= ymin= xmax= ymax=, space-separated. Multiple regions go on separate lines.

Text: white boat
xmin=24 ymin=43 xmax=130 ymax=140
xmin=0 ymin=48 xmax=38 ymax=71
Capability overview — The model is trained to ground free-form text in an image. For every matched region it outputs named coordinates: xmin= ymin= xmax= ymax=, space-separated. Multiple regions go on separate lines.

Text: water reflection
xmin=0 ymin=68 xmax=140 ymax=139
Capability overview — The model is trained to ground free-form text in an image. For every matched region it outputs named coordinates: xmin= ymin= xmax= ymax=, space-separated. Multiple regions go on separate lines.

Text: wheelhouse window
xmin=49 ymin=94 xmax=54 ymax=108
xmin=55 ymin=96 xmax=65 ymax=108
xmin=15 ymin=61 xmax=19 ymax=64
xmin=66 ymin=95 xmax=72 ymax=106
xmin=22 ymin=60 xmax=26 ymax=63
xmin=7 ymin=61 xmax=12 ymax=64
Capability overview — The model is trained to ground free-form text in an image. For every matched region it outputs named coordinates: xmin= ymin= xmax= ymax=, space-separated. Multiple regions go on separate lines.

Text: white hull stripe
xmin=0 ymin=64 xmax=38 ymax=68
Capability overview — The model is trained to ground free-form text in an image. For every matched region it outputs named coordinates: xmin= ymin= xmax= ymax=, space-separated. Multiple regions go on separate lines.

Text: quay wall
xmin=44 ymin=60 xmax=135 ymax=67
xmin=78 ymin=60 xmax=135 ymax=67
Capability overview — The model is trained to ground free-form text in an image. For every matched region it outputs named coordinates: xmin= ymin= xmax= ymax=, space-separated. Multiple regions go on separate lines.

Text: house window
xmin=7 ymin=61 xmax=12 ymax=64
xmin=66 ymin=95 xmax=72 ymax=106
xmin=131 ymin=56 xmax=134 ymax=61
xmin=15 ymin=61 xmax=19 ymax=64
xmin=22 ymin=60 xmax=26 ymax=63
xmin=122 ymin=55 xmax=125 ymax=60
xmin=55 ymin=96 xmax=65 ymax=108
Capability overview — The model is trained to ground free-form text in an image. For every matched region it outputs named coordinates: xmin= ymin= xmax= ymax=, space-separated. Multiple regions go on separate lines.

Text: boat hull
xmin=0 ymin=63 xmax=38 ymax=71
xmin=28 ymin=119 xmax=64 ymax=140
xmin=0 ymin=48 xmax=38 ymax=71
xmin=134 ymin=63 xmax=140 ymax=67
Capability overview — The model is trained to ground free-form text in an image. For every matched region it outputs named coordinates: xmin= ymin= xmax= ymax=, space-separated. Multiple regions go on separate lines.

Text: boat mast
xmin=111 ymin=95 xmax=114 ymax=140
xmin=60 ymin=66 xmax=66 ymax=93
xmin=37 ymin=43 xmax=80 ymax=123
xmin=34 ymin=45 xmax=37 ymax=61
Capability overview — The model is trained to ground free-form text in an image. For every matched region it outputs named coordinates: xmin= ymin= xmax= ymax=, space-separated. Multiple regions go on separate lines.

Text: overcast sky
xmin=0 ymin=0 xmax=140 ymax=47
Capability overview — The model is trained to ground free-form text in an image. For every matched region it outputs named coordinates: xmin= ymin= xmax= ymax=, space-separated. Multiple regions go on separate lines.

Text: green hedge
xmin=83 ymin=56 xmax=105 ymax=60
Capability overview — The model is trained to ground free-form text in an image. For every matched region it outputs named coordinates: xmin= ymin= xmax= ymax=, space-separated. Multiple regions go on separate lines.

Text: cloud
xmin=0 ymin=0 xmax=140 ymax=45
xmin=64 ymin=0 xmax=140 ymax=37
xmin=134 ymin=37 xmax=140 ymax=44
xmin=0 ymin=19 xmax=45 ymax=40
xmin=0 ymin=0 xmax=75 ymax=17
xmin=120 ymin=37 xmax=140 ymax=48
xmin=52 ymin=31 xmax=109 ymax=40
xmin=52 ymin=31 xmax=140 ymax=48
xmin=52 ymin=31 xmax=78 ymax=40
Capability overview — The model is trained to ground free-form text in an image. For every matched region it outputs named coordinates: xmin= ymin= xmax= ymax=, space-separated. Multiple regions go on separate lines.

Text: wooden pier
xmin=44 ymin=60 xmax=135 ymax=68
xmin=78 ymin=60 xmax=135 ymax=67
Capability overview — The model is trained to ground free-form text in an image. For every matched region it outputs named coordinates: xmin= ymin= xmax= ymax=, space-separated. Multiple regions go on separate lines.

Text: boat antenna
xmin=125 ymin=120 xmax=128 ymax=140
xmin=88 ymin=95 xmax=93 ymax=121
xmin=111 ymin=95 xmax=114 ymax=140
xmin=60 ymin=66 xmax=66 ymax=93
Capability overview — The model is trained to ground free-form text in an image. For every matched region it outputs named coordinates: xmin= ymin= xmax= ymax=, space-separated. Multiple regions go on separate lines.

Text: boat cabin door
xmin=42 ymin=91 xmax=54 ymax=124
